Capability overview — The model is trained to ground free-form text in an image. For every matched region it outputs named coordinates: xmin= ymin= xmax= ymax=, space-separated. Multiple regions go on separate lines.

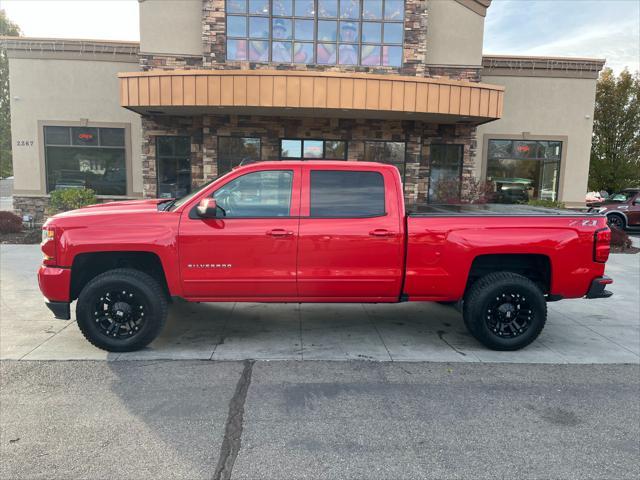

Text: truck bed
xmin=404 ymin=206 xmax=607 ymax=302
xmin=409 ymin=203 xmax=591 ymax=217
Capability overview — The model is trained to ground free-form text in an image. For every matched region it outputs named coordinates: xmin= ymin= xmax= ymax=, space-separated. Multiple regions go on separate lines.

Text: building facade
xmin=3 ymin=0 xmax=604 ymax=221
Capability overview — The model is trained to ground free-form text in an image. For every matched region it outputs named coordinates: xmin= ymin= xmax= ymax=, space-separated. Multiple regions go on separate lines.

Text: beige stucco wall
xmin=475 ymin=75 xmax=598 ymax=207
xmin=425 ymin=0 xmax=485 ymax=66
xmin=8 ymin=57 xmax=143 ymax=195
xmin=139 ymin=0 xmax=202 ymax=56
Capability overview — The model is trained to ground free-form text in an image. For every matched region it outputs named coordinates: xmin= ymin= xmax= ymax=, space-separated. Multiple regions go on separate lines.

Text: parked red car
xmin=39 ymin=161 xmax=613 ymax=352
xmin=588 ymin=188 xmax=640 ymax=230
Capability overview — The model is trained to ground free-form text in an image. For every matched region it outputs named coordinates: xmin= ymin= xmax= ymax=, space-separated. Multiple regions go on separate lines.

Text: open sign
xmin=78 ymin=133 xmax=94 ymax=140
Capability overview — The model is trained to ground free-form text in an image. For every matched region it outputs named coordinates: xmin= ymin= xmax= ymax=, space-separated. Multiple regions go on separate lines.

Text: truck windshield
xmin=165 ymin=178 xmax=216 ymax=211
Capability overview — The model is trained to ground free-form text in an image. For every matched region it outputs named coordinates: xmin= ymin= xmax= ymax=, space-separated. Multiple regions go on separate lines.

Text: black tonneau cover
xmin=409 ymin=204 xmax=593 ymax=217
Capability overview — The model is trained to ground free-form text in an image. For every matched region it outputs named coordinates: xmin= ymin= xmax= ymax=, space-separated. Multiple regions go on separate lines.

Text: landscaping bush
xmin=610 ymin=225 xmax=632 ymax=249
xmin=0 ymin=211 xmax=23 ymax=234
xmin=527 ymin=199 xmax=566 ymax=209
xmin=49 ymin=188 xmax=97 ymax=212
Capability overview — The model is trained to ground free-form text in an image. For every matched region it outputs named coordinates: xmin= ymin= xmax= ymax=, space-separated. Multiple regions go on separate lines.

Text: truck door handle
xmin=266 ymin=228 xmax=294 ymax=237
xmin=369 ymin=229 xmax=395 ymax=237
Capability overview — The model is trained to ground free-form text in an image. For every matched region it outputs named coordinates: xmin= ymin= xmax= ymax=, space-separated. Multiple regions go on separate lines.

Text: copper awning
xmin=118 ymin=70 xmax=504 ymax=124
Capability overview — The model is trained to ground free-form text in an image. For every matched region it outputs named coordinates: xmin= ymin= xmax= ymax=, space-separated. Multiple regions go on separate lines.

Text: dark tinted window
xmin=43 ymin=125 xmax=126 ymax=195
xmin=217 ymin=137 xmax=261 ymax=176
xmin=310 ymin=170 xmax=385 ymax=217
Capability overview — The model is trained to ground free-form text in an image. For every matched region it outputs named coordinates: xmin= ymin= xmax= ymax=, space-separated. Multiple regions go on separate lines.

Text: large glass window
xmin=217 ymin=137 xmax=261 ymax=177
xmin=310 ymin=170 xmax=385 ymax=217
xmin=226 ymin=0 xmax=404 ymax=66
xmin=157 ymin=136 xmax=191 ymax=199
xmin=213 ymin=170 xmax=293 ymax=217
xmin=427 ymin=144 xmax=463 ymax=203
xmin=364 ymin=141 xmax=406 ymax=179
xmin=280 ymin=139 xmax=347 ymax=159
xmin=487 ymin=139 xmax=562 ymax=204
xmin=44 ymin=125 xmax=126 ymax=195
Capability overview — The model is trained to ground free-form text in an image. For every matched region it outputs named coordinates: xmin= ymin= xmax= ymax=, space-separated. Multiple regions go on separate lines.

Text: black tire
xmin=76 ymin=268 xmax=168 ymax=352
xmin=607 ymin=213 xmax=626 ymax=230
xmin=463 ymin=272 xmax=546 ymax=351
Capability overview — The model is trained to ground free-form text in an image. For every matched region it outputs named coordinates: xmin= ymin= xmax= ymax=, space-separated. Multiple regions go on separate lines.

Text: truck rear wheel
xmin=463 ymin=272 xmax=546 ymax=351
xmin=76 ymin=268 xmax=168 ymax=352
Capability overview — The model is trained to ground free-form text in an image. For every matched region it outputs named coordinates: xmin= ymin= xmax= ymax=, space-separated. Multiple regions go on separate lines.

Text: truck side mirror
xmin=196 ymin=198 xmax=219 ymax=218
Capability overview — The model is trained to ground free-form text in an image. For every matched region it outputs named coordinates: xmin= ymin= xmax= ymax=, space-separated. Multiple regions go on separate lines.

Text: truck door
xmin=628 ymin=193 xmax=640 ymax=226
xmin=296 ymin=166 xmax=404 ymax=300
xmin=178 ymin=167 xmax=301 ymax=299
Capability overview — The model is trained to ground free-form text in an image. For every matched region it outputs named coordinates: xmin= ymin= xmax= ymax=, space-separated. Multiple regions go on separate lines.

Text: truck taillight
xmin=594 ymin=228 xmax=610 ymax=263
xmin=41 ymin=227 xmax=56 ymax=265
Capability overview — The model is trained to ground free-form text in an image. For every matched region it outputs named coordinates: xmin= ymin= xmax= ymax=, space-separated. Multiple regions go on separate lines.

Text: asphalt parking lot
xmin=1 ymin=361 xmax=639 ymax=480
xmin=1 ymin=244 xmax=638 ymax=363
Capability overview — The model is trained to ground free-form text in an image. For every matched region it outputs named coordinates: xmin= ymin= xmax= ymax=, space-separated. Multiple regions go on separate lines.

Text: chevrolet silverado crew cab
xmin=38 ymin=161 xmax=613 ymax=352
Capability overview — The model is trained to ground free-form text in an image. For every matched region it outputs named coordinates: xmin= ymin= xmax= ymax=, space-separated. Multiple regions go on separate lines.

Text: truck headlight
xmin=42 ymin=228 xmax=54 ymax=244
xmin=41 ymin=227 xmax=56 ymax=264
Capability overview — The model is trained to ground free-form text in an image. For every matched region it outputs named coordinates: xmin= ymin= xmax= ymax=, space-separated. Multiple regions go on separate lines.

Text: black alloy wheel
xmin=463 ymin=271 xmax=547 ymax=351
xmin=76 ymin=268 xmax=168 ymax=352
xmin=92 ymin=288 xmax=147 ymax=339
xmin=484 ymin=292 xmax=533 ymax=338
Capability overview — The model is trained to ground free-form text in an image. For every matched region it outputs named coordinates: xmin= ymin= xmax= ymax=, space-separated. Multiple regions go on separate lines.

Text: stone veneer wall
xmin=12 ymin=196 xmax=50 ymax=224
xmin=142 ymin=114 xmax=477 ymax=207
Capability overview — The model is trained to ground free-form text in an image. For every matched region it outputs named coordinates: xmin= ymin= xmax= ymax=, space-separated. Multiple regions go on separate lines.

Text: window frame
xmin=485 ymin=137 xmax=564 ymax=203
xmin=225 ymin=0 xmax=405 ymax=67
xmin=156 ymin=136 xmax=192 ymax=200
xmin=363 ymin=140 xmax=407 ymax=185
xmin=217 ymin=135 xmax=262 ymax=177
xmin=308 ymin=169 xmax=387 ymax=218
xmin=279 ymin=138 xmax=348 ymax=160
xmin=189 ymin=168 xmax=295 ymax=219
xmin=40 ymin=121 xmax=132 ymax=197
xmin=427 ymin=143 xmax=464 ymax=204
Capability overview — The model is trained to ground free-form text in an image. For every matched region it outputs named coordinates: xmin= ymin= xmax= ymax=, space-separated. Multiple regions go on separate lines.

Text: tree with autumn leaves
xmin=1 ymin=9 xmax=21 ymax=178
xmin=589 ymin=68 xmax=640 ymax=194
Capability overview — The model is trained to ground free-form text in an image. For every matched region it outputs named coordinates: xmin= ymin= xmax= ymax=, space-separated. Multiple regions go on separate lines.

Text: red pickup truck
xmin=39 ymin=161 xmax=613 ymax=353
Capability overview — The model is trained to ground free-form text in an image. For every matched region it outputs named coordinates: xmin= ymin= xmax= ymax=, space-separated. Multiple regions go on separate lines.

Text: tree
xmin=1 ymin=10 xmax=21 ymax=178
xmin=588 ymin=68 xmax=640 ymax=193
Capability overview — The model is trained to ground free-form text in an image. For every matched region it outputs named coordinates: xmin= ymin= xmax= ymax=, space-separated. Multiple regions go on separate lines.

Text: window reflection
xmin=44 ymin=125 xmax=127 ymax=196
xmin=214 ymin=170 xmax=293 ymax=218
xmin=427 ymin=144 xmax=463 ymax=203
xmin=218 ymin=137 xmax=261 ymax=176
xmin=226 ymin=0 xmax=404 ymax=66
xmin=364 ymin=141 xmax=406 ymax=179
xmin=487 ymin=139 xmax=562 ymax=203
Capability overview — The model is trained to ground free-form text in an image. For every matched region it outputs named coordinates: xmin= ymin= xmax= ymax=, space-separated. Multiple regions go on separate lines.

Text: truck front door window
xmin=213 ymin=170 xmax=293 ymax=217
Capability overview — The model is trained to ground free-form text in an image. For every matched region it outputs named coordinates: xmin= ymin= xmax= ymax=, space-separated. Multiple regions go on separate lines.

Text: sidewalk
xmin=1 ymin=244 xmax=638 ymax=363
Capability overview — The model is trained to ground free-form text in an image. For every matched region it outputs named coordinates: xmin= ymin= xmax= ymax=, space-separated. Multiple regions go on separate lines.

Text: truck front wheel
xmin=463 ymin=272 xmax=546 ymax=351
xmin=76 ymin=268 xmax=168 ymax=352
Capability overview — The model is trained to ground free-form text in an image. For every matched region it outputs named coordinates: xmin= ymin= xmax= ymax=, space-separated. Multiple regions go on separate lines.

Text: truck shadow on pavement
xmin=114 ymin=299 xmax=477 ymax=362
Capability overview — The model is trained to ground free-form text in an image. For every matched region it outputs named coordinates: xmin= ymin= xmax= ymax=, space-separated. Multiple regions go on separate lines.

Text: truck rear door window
xmin=310 ymin=170 xmax=385 ymax=217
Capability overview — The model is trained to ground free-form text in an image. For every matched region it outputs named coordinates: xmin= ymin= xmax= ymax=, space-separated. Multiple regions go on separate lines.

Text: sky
xmin=1 ymin=0 xmax=639 ymax=73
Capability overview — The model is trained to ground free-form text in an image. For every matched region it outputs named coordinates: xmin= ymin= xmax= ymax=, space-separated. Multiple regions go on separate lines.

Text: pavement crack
xmin=213 ymin=359 xmax=255 ymax=480
xmin=436 ymin=330 xmax=467 ymax=357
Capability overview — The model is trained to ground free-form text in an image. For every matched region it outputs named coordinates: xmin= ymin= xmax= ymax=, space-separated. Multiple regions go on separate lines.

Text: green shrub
xmin=49 ymin=188 xmax=97 ymax=212
xmin=0 ymin=211 xmax=23 ymax=234
xmin=526 ymin=199 xmax=566 ymax=209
